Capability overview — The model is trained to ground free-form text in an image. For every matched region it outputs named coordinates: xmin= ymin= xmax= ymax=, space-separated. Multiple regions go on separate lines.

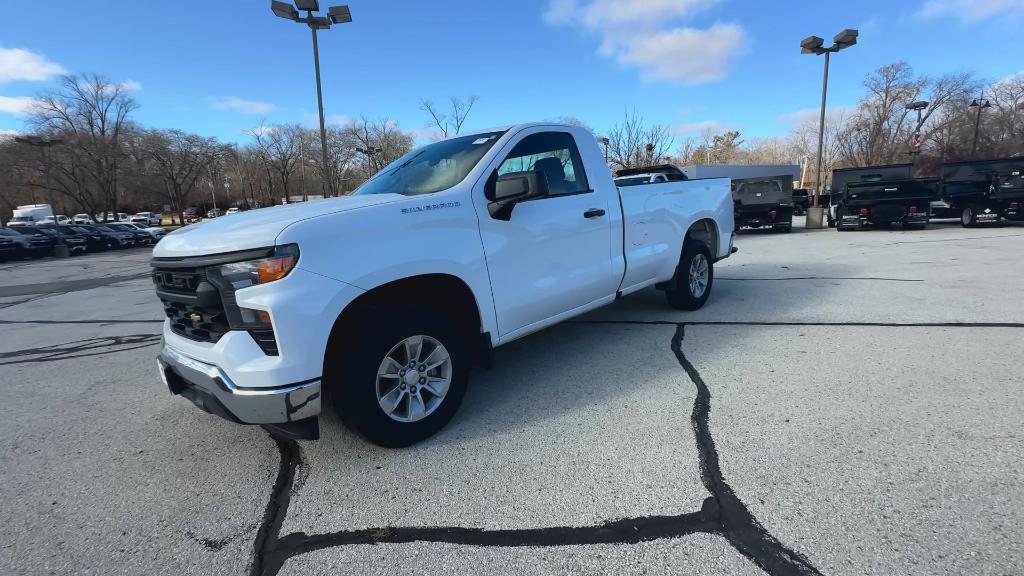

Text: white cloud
xmin=672 ymin=120 xmax=727 ymax=134
xmin=0 ymin=129 xmax=20 ymax=139
xmin=778 ymin=106 xmax=855 ymax=125
xmin=0 ymin=95 xmax=40 ymax=117
xmin=917 ymin=0 xmax=1024 ymax=20
xmin=326 ymin=114 xmax=352 ymax=126
xmin=408 ymin=126 xmax=446 ymax=143
xmin=0 ymin=47 xmax=65 ymax=83
xmin=212 ymin=97 xmax=274 ymax=114
xmin=117 ymin=79 xmax=142 ymax=91
xmin=618 ymin=24 xmax=743 ymax=84
xmin=544 ymin=0 xmax=743 ymax=85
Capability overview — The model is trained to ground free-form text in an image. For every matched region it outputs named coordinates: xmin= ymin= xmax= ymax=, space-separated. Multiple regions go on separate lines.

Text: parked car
xmin=131 ymin=211 xmax=163 ymax=226
xmin=92 ymin=224 xmax=138 ymax=247
xmin=205 ymin=208 xmax=224 ymax=218
xmin=10 ymin=226 xmax=58 ymax=257
xmin=153 ymin=122 xmax=736 ymax=445
xmin=121 ymin=222 xmax=167 ymax=240
xmin=0 ymin=227 xmax=33 ymax=260
xmin=106 ymin=223 xmax=154 ymax=245
xmin=39 ymin=215 xmax=73 ymax=225
xmin=101 ymin=212 xmax=130 ymax=223
xmin=225 ymin=207 xmax=241 ymax=215
xmin=72 ymin=214 xmax=96 ymax=224
xmin=183 ymin=208 xmax=201 ymax=224
xmin=36 ymin=225 xmax=89 ymax=254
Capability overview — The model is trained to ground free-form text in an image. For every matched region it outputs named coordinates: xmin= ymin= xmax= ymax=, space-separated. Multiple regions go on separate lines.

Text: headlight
xmin=215 ymin=244 xmax=299 ymax=289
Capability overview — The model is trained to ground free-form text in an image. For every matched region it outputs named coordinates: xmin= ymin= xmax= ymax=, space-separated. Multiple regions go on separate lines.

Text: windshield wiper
xmin=386 ymin=150 xmax=426 ymax=176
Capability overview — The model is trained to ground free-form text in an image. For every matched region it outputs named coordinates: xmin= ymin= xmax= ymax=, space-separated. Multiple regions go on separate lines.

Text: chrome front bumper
xmin=157 ymin=344 xmax=321 ymax=429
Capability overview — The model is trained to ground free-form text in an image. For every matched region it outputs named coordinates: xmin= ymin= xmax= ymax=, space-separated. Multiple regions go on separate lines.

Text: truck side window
xmin=497 ymin=132 xmax=590 ymax=196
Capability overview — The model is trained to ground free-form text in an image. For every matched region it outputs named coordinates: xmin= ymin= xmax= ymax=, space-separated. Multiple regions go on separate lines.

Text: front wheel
xmin=330 ymin=307 xmax=469 ymax=447
xmin=665 ymin=241 xmax=713 ymax=311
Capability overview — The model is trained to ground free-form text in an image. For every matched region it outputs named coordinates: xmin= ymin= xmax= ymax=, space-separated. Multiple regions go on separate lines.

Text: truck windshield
xmin=353 ymin=131 xmax=506 ymax=197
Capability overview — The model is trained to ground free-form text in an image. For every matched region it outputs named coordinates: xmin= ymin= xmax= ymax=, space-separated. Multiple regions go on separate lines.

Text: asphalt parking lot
xmin=1 ymin=219 xmax=1021 ymax=576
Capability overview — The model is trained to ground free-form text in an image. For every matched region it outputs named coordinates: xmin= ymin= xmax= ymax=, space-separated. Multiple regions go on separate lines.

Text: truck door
xmin=476 ymin=129 xmax=618 ymax=338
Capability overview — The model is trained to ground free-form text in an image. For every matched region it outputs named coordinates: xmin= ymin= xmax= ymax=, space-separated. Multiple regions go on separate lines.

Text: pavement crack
xmin=250 ymin=431 xmax=303 ymax=576
xmin=244 ymin=318 xmax=1023 ymax=574
xmin=671 ymin=324 xmax=822 ymax=576
xmin=0 ymin=334 xmax=161 ymax=365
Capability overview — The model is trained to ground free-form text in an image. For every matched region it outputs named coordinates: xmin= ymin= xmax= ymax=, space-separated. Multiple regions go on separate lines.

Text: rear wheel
xmin=665 ymin=241 xmax=713 ymax=311
xmin=330 ymin=307 xmax=469 ymax=447
xmin=961 ymin=206 xmax=976 ymax=228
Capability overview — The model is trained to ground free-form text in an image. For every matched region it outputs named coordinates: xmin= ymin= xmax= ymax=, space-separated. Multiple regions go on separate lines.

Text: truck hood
xmin=154 ymin=195 xmax=400 ymax=257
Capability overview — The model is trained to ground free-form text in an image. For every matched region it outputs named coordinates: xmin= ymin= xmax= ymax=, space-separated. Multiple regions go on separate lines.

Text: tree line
xmin=3 ymin=62 xmax=1021 ymax=221
xmin=0 ymin=75 xmax=479 ymax=224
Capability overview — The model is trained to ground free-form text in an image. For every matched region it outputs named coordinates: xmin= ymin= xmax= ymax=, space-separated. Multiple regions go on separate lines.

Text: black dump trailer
xmin=835 ymin=178 xmax=938 ymax=231
xmin=731 ymin=175 xmax=794 ymax=232
xmin=934 ymin=158 xmax=1024 ymax=227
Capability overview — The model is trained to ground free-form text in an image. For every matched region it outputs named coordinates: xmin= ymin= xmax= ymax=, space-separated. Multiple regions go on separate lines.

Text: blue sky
xmin=1 ymin=0 xmax=1022 ymax=145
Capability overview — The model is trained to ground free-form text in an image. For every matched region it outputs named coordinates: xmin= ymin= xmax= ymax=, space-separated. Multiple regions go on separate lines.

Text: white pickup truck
xmin=152 ymin=123 xmax=735 ymax=445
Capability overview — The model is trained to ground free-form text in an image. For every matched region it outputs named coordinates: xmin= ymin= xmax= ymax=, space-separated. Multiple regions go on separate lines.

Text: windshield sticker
xmin=401 ymin=201 xmax=462 ymax=214
xmin=472 ymin=137 xmax=493 ymax=145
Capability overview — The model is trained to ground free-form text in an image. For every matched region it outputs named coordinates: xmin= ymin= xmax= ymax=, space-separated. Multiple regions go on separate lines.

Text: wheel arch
xmin=324 ymin=274 xmax=488 ymax=379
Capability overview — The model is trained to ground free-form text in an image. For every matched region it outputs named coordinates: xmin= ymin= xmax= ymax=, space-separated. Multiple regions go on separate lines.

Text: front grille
xmin=153 ymin=267 xmax=230 ymax=344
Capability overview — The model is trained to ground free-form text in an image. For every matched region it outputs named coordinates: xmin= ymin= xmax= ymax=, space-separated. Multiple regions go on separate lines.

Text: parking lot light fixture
xmin=969 ymin=94 xmax=992 ymax=157
xmin=270 ymin=1 xmax=353 ymax=197
xmin=906 ymin=101 xmax=929 ymax=164
xmin=800 ymin=28 xmax=858 ymax=229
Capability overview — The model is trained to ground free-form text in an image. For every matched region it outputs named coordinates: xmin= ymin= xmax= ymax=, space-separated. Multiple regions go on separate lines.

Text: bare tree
xmin=606 ymin=109 xmax=674 ymax=169
xmin=141 ymin=129 xmax=223 ymax=224
xmin=250 ymin=123 xmax=304 ymax=201
xmin=30 ymin=74 xmax=138 ymax=216
xmin=418 ymin=95 xmax=479 ymax=139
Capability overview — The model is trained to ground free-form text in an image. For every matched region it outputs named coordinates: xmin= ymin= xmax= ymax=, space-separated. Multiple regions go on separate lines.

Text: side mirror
xmin=487 ymin=170 xmax=549 ymax=220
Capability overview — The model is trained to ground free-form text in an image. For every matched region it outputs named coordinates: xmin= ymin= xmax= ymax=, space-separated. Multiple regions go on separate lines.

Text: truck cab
xmin=152 ymin=123 xmax=735 ymax=445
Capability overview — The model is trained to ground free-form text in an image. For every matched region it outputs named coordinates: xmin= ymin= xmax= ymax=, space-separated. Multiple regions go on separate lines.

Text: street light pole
xmin=14 ymin=136 xmax=64 ymax=215
xmin=969 ymin=93 xmax=991 ymax=158
xmin=800 ymin=29 xmax=858 ymax=229
xmin=271 ymin=1 xmax=352 ymax=198
xmin=309 ymin=20 xmax=331 ymax=197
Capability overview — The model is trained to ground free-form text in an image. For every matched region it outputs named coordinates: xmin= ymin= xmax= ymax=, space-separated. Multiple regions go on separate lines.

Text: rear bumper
xmin=157 ymin=343 xmax=321 ymax=434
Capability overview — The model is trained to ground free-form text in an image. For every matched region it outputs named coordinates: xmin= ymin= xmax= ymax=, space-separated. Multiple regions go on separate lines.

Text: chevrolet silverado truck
xmin=152 ymin=123 xmax=735 ymax=446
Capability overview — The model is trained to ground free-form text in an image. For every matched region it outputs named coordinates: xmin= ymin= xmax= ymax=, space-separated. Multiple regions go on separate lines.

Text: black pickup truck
xmin=932 ymin=158 xmax=1024 ymax=227
xmin=732 ymin=175 xmax=794 ymax=233
xmin=835 ymin=178 xmax=938 ymax=231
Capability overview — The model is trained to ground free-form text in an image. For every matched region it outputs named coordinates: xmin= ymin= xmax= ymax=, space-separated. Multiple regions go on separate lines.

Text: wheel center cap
xmin=403 ymin=370 xmax=419 ymax=386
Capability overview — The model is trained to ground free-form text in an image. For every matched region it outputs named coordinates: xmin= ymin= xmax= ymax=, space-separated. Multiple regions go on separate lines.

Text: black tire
xmin=664 ymin=241 xmax=713 ymax=311
xmin=330 ymin=306 xmax=469 ymax=448
xmin=961 ymin=206 xmax=976 ymax=228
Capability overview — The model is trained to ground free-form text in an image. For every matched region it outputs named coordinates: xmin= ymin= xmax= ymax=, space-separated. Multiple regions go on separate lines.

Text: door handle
xmin=583 ymin=208 xmax=606 ymax=218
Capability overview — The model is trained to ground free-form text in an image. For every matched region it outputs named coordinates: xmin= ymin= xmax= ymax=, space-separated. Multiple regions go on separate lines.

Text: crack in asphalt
xmin=246 ymin=321 xmax=826 ymax=576
xmin=0 ymin=334 xmax=161 ymax=365
xmin=0 ymin=272 xmax=151 ymax=297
